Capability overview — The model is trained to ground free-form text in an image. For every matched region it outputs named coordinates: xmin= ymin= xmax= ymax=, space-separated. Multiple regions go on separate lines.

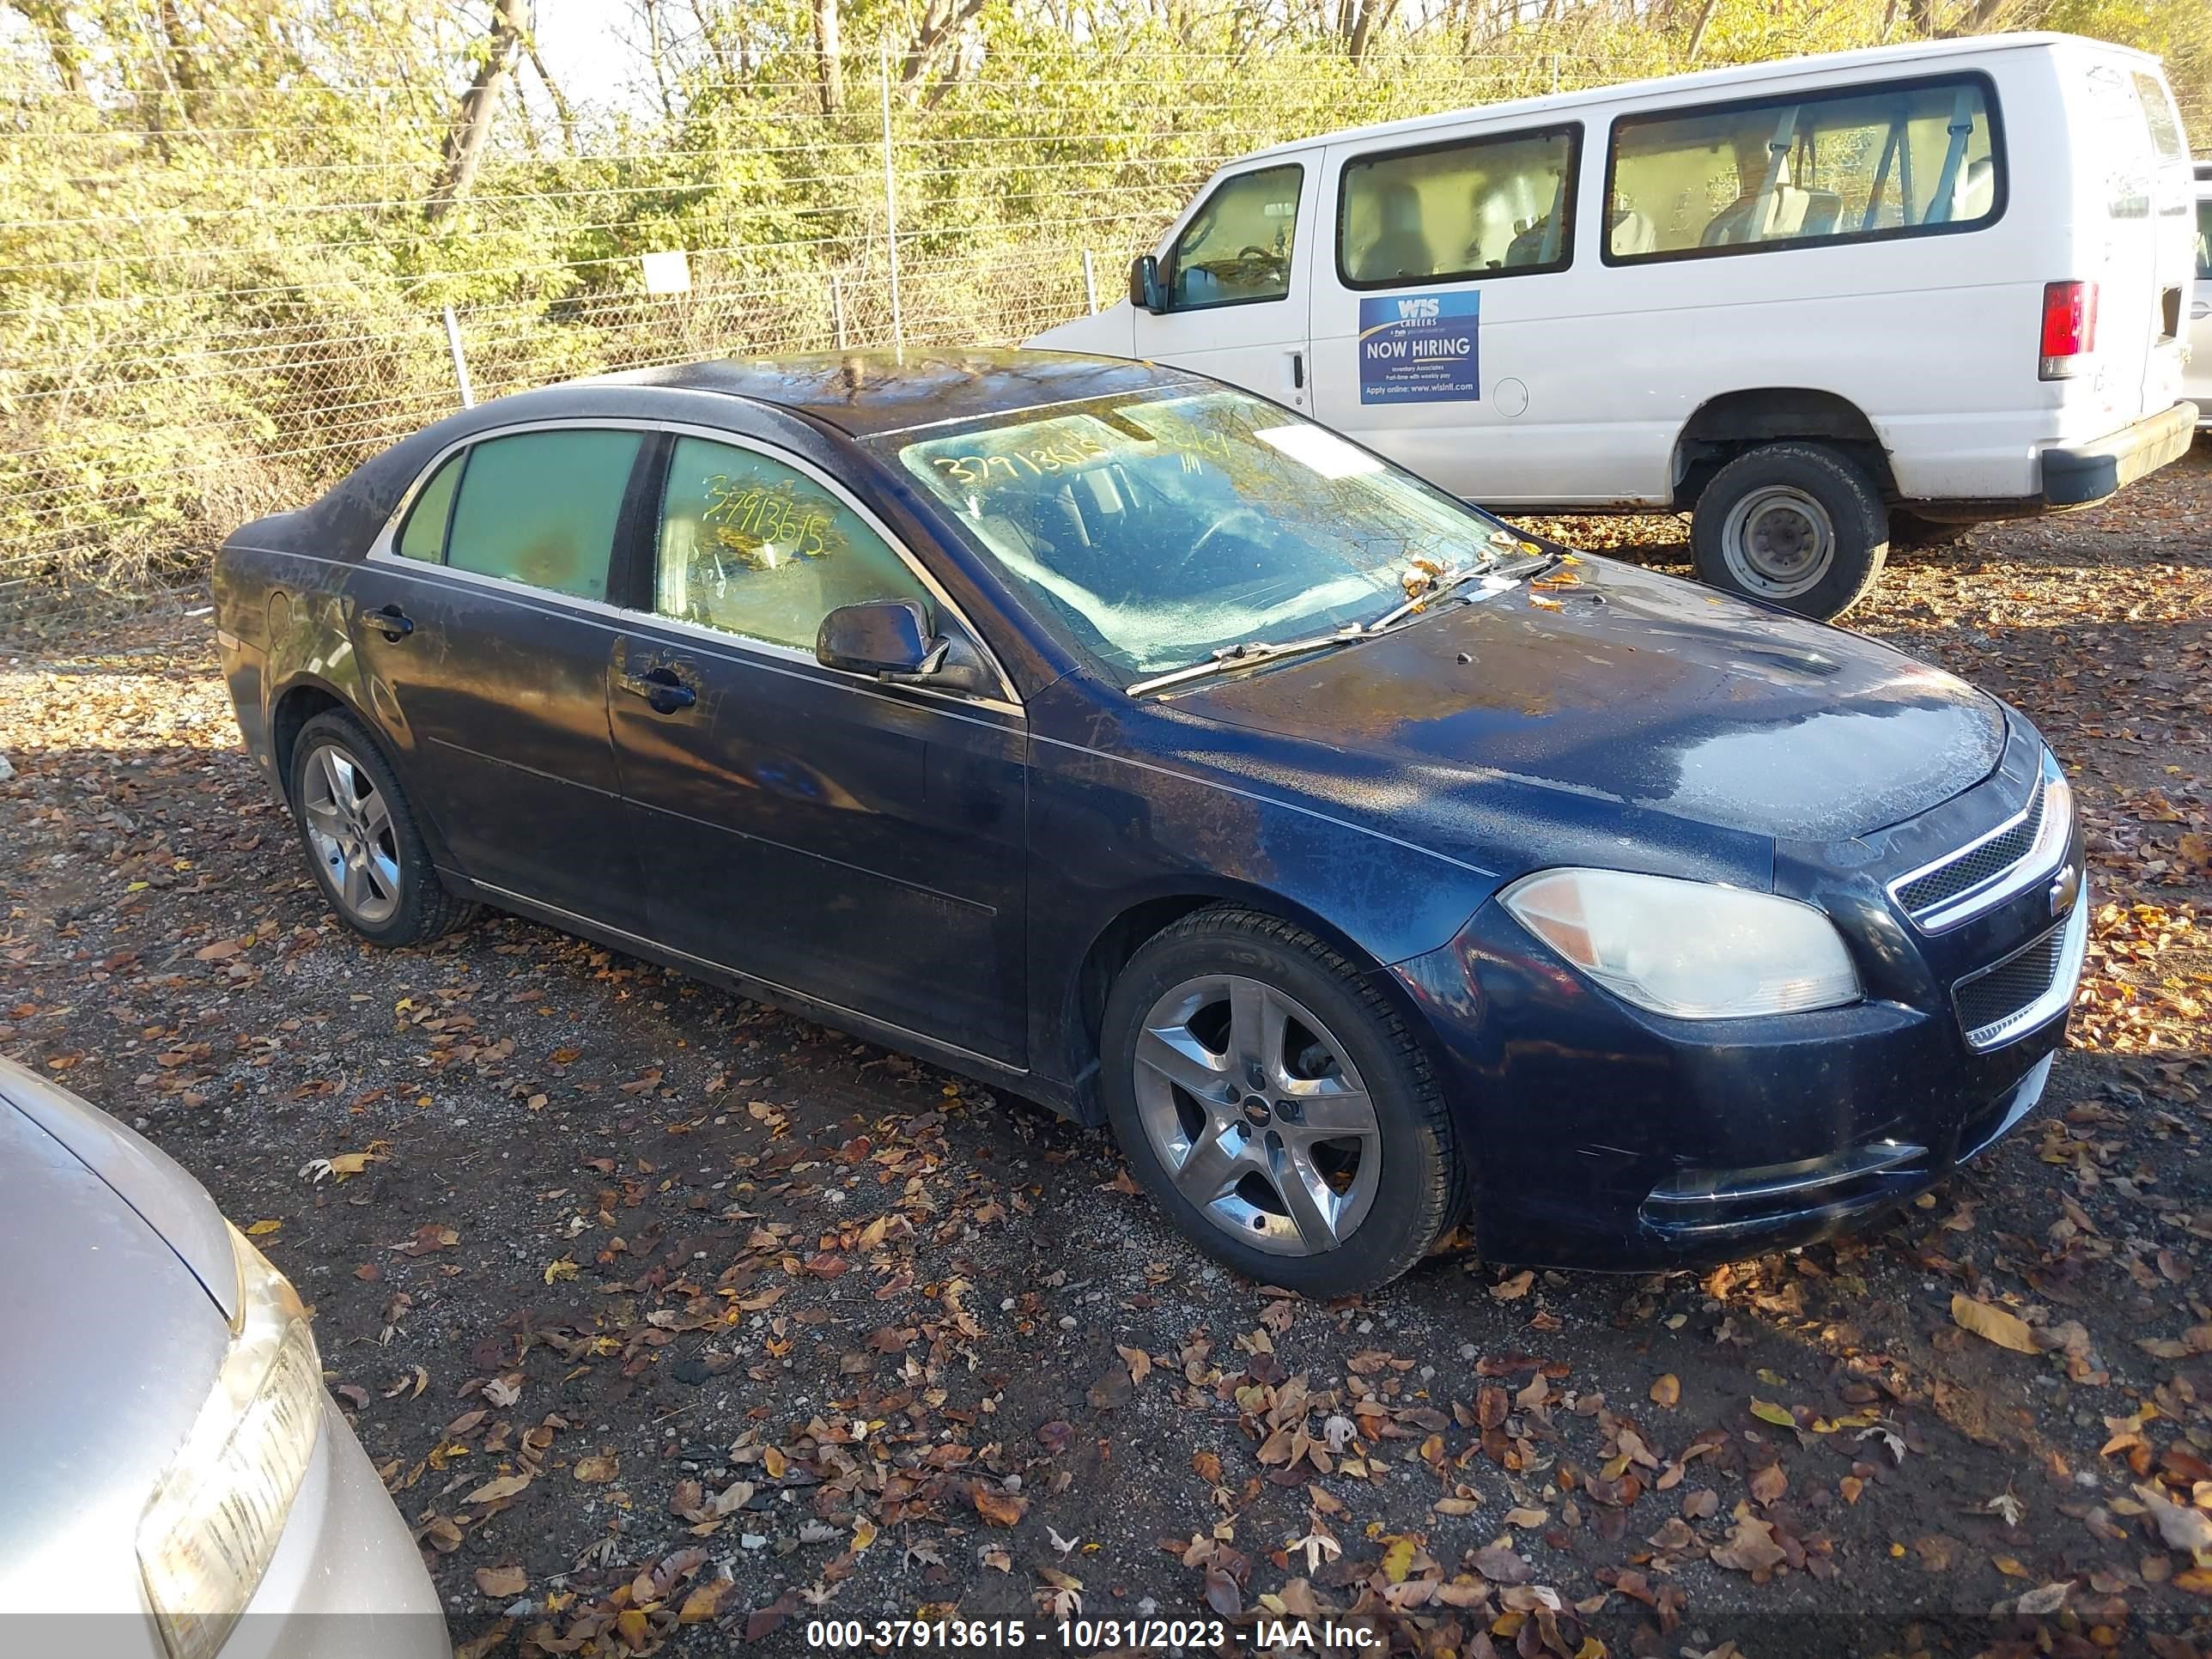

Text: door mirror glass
xmin=817 ymin=598 xmax=939 ymax=678
xmin=1128 ymin=254 xmax=1168 ymax=314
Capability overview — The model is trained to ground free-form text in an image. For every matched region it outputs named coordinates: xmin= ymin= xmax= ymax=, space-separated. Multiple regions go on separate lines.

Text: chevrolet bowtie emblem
xmin=2049 ymin=862 xmax=2080 ymax=918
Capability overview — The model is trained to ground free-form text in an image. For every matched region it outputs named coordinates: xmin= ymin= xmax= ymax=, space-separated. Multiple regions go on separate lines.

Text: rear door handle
xmin=368 ymin=604 xmax=413 ymax=641
xmin=1290 ymin=349 xmax=1305 ymax=390
xmin=617 ymin=664 xmax=697 ymax=715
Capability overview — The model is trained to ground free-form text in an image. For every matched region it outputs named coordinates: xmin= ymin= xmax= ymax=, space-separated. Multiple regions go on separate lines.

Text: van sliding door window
xmin=1337 ymin=125 xmax=1581 ymax=289
xmin=1603 ymin=74 xmax=2002 ymax=265
xmin=1166 ymin=165 xmax=1303 ymax=311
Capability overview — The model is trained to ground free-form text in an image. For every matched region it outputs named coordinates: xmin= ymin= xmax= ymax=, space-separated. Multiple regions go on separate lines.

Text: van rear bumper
xmin=2040 ymin=400 xmax=2198 ymax=506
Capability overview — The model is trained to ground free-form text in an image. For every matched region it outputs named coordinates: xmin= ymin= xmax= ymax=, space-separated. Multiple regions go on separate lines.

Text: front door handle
xmin=617 ymin=664 xmax=697 ymax=715
xmin=368 ymin=604 xmax=413 ymax=641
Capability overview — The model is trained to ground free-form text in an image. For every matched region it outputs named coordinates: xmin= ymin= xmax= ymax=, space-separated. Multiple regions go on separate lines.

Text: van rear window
xmin=1603 ymin=73 xmax=2002 ymax=265
xmin=2131 ymin=70 xmax=2186 ymax=164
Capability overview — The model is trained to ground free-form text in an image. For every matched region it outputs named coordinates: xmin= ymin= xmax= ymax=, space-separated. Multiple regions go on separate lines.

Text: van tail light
xmin=2039 ymin=281 xmax=2098 ymax=379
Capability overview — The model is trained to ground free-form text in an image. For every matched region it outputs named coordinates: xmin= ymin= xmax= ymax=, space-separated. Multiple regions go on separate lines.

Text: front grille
xmin=1895 ymin=775 xmax=2045 ymax=922
xmin=1954 ymin=921 xmax=2068 ymax=1047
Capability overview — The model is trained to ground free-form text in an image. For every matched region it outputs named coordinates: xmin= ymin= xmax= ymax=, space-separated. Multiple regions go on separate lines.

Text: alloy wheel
xmin=299 ymin=742 xmax=402 ymax=927
xmin=1721 ymin=483 xmax=1836 ymax=599
xmin=1129 ymin=973 xmax=1382 ymax=1256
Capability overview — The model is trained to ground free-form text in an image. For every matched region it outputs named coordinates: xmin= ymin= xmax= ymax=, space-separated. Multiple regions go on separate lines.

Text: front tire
xmin=1101 ymin=908 xmax=1458 ymax=1297
xmin=287 ymin=710 xmax=473 ymax=946
xmin=1692 ymin=442 xmax=1888 ymax=620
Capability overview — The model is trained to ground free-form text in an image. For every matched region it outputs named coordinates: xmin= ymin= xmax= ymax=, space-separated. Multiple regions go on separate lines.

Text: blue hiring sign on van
xmin=1357 ymin=290 xmax=1480 ymax=404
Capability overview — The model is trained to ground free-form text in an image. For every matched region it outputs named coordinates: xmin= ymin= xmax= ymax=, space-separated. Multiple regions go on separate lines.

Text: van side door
xmin=1308 ymin=121 xmax=1593 ymax=507
xmin=1128 ymin=157 xmax=1316 ymax=414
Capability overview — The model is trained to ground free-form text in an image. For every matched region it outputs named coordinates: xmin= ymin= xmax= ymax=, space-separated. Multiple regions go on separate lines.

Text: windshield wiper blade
xmin=1127 ymin=627 xmax=1370 ymax=697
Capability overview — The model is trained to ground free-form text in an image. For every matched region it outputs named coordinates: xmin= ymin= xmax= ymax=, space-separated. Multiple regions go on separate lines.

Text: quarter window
xmin=396 ymin=452 xmax=463 ymax=562
xmin=443 ymin=429 xmax=641 ymax=601
xmin=1168 ymin=164 xmax=1303 ymax=310
xmin=653 ymin=438 xmax=929 ymax=653
xmin=1605 ymin=75 xmax=2001 ymax=264
xmin=1339 ymin=125 xmax=1580 ymax=288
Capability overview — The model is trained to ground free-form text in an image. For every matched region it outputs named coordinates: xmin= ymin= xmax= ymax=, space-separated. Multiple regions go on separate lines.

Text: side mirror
xmin=816 ymin=599 xmax=999 ymax=697
xmin=1128 ymin=253 xmax=1169 ymax=315
xmin=817 ymin=598 xmax=939 ymax=678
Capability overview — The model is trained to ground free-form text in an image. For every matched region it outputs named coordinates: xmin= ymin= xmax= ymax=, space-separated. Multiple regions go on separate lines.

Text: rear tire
xmin=1692 ymin=442 xmax=1888 ymax=620
xmin=1100 ymin=907 xmax=1458 ymax=1297
xmin=287 ymin=710 xmax=474 ymax=947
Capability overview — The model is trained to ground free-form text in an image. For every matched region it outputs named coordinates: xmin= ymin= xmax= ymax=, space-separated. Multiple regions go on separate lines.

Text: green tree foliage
xmin=0 ymin=0 xmax=2199 ymax=616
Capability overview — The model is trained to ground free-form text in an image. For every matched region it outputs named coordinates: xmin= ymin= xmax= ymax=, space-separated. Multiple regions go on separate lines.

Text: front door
xmin=347 ymin=425 xmax=648 ymax=930
xmin=606 ymin=432 xmax=1030 ymax=1066
xmin=1130 ymin=157 xmax=1316 ymax=416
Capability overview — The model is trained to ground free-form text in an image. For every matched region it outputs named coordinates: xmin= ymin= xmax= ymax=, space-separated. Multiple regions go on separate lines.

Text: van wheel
xmin=1692 ymin=443 xmax=1888 ymax=620
xmin=1100 ymin=907 xmax=1459 ymax=1297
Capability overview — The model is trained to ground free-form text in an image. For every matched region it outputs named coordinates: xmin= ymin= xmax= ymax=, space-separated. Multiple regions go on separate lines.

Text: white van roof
xmin=1239 ymin=31 xmax=2164 ymax=162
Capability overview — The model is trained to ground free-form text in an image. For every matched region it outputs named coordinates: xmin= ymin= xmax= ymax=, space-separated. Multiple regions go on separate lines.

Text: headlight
xmin=137 ymin=1224 xmax=324 ymax=1659
xmin=1501 ymin=867 xmax=1863 ymax=1018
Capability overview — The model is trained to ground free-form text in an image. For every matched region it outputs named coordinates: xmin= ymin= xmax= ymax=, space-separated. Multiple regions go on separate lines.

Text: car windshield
xmin=884 ymin=389 xmax=1528 ymax=683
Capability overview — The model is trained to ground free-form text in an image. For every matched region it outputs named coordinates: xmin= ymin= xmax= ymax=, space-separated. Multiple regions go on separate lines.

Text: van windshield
xmin=884 ymin=390 xmax=1529 ymax=683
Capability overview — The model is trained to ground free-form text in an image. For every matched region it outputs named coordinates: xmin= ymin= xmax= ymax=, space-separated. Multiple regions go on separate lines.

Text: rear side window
xmin=444 ymin=430 xmax=641 ymax=602
xmin=1168 ymin=164 xmax=1303 ymax=311
xmin=1339 ymin=125 xmax=1580 ymax=288
xmin=396 ymin=452 xmax=462 ymax=562
xmin=1605 ymin=74 xmax=2002 ymax=264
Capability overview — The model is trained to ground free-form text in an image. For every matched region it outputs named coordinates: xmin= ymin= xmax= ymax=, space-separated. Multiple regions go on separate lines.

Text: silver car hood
xmin=0 ymin=1065 xmax=229 ymax=1616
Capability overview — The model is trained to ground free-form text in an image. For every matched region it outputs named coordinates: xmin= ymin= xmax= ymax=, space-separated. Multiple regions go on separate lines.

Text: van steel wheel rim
xmin=300 ymin=743 xmax=401 ymax=926
xmin=1131 ymin=974 xmax=1381 ymax=1257
xmin=1722 ymin=484 xmax=1835 ymax=599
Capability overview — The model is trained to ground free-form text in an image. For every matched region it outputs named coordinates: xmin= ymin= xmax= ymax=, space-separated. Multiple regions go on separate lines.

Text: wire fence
xmin=0 ymin=35 xmax=1775 ymax=629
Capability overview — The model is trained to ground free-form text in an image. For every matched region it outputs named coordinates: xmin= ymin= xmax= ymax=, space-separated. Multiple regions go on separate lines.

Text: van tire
xmin=1692 ymin=443 xmax=1888 ymax=621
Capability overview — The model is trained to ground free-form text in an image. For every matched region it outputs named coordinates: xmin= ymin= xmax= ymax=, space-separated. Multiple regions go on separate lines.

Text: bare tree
xmin=427 ymin=0 xmax=532 ymax=222
xmin=901 ymin=0 xmax=987 ymax=86
xmin=7 ymin=0 xmax=86 ymax=92
xmin=813 ymin=0 xmax=843 ymax=114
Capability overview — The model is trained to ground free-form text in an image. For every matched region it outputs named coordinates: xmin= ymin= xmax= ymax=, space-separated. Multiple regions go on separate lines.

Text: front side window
xmin=1340 ymin=125 xmax=1579 ymax=288
xmin=1167 ymin=164 xmax=1303 ymax=310
xmin=885 ymin=390 xmax=1529 ymax=683
xmin=443 ymin=429 xmax=641 ymax=601
xmin=653 ymin=437 xmax=928 ymax=652
xmin=1606 ymin=75 xmax=2001 ymax=263
xmin=2197 ymin=198 xmax=2211 ymax=279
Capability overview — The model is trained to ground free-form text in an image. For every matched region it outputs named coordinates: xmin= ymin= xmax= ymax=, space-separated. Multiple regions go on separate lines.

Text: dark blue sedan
xmin=210 ymin=349 xmax=2087 ymax=1294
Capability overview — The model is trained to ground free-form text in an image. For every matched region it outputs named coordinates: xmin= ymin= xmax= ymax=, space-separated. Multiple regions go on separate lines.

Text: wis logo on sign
xmin=1396 ymin=296 xmax=1441 ymax=319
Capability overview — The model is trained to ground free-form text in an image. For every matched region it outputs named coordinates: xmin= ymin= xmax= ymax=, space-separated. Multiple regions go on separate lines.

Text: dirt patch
xmin=5 ymin=447 xmax=2212 ymax=1657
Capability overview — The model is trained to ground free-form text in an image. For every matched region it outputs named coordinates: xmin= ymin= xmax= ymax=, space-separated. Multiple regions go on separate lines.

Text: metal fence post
xmin=441 ymin=305 xmax=476 ymax=409
xmin=878 ymin=43 xmax=904 ymax=353
xmin=831 ymin=272 xmax=848 ymax=349
xmin=1081 ymin=248 xmax=1097 ymax=314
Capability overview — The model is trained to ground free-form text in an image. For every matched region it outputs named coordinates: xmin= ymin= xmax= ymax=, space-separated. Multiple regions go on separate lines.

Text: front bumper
xmin=1391 ymin=724 xmax=2086 ymax=1272
xmin=2041 ymin=399 xmax=2198 ymax=506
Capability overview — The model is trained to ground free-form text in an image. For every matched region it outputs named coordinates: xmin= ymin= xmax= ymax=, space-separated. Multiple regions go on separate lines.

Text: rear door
xmin=1128 ymin=157 xmax=1316 ymax=416
xmin=606 ymin=431 xmax=1030 ymax=1066
xmin=347 ymin=425 xmax=649 ymax=931
xmin=2070 ymin=56 xmax=2191 ymax=433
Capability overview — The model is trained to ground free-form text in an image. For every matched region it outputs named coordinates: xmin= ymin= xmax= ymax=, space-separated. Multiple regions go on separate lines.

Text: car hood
xmin=0 ymin=1066 xmax=230 ymax=1613
xmin=1164 ymin=556 xmax=2006 ymax=846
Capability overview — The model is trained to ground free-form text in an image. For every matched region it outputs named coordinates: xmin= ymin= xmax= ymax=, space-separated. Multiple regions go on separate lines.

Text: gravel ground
xmin=4 ymin=445 xmax=2211 ymax=1659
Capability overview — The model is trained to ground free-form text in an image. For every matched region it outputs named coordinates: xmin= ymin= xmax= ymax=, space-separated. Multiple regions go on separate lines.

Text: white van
xmin=2189 ymin=160 xmax=2212 ymax=425
xmin=1030 ymin=33 xmax=2200 ymax=619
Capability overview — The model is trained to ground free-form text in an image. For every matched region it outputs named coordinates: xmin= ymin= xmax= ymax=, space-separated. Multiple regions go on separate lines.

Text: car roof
xmin=601 ymin=348 xmax=1209 ymax=439
xmin=1233 ymin=31 xmax=2152 ymax=164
